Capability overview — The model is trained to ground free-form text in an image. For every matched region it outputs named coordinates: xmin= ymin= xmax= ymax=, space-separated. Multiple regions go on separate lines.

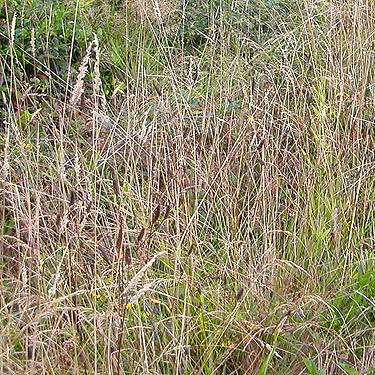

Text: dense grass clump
xmin=1 ymin=0 xmax=375 ymax=374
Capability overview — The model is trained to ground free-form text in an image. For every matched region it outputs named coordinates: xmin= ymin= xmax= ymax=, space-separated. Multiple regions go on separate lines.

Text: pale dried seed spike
xmin=10 ymin=13 xmax=17 ymax=49
xmin=70 ymin=41 xmax=93 ymax=106
xmin=153 ymin=0 xmax=162 ymax=21
xmin=30 ymin=28 xmax=36 ymax=61
xmin=92 ymin=33 xmax=105 ymax=109
xmin=129 ymin=282 xmax=154 ymax=304
xmin=123 ymin=251 xmax=166 ymax=295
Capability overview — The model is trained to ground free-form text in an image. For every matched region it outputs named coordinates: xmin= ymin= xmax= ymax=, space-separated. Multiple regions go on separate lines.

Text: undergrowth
xmin=1 ymin=0 xmax=375 ymax=374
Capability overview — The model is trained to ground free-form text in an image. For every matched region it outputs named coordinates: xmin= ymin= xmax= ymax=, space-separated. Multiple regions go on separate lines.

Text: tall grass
xmin=1 ymin=0 xmax=375 ymax=374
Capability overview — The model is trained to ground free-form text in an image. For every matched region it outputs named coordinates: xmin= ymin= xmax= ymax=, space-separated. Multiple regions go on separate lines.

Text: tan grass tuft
xmin=130 ymin=0 xmax=178 ymax=23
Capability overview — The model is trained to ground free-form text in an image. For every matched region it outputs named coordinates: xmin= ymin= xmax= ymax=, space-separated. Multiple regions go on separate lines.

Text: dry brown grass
xmin=1 ymin=0 xmax=375 ymax=374
xmin=128 ymin=0 xmax=179 ymax=23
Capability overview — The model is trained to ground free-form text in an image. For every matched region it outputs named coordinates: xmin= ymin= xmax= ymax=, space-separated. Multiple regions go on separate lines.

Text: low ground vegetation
xmin=1 ymin=0 xmax=375 ymax=374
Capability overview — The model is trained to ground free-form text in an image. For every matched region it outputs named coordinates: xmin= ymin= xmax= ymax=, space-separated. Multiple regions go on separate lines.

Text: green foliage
xmin=1 ymin=0 xmax=92 ymax=86
xmin=303 ymin=358 xmax=327 ymax=375
xmin=172 ymin=0 xmax=298 ymax=53
xmin=322 ymin=261 xmax=375 ymax=364
xmin=339 ymin=362 xmax=375 ymax=375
